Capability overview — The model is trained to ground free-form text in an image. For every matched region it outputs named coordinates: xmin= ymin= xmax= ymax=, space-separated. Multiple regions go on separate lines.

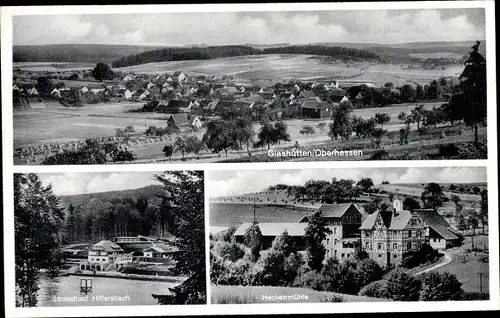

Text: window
xmin=334 ymin=227 xmax=337 ymax=235
xmin=365 ymin=231 xmax=370 ymax=237
xmin=341 ymin=253 xmax=345 ymax=258
xmin=366 ymin=242 xmax=371 ymax=250
xmin=334 ymin=250 xmax=338 ymax=258
xmin=417 ymin=231 xmax=422 ymax=238
xmin=326 ymin=249 xmax=331 ymax=257
xmin=378 ymin=243 xmax=383 ymax=250
xmin=326 ymin=238 xmax=330 ymax=245
xmin=334 ymin=239 xmax=338 ymax=246
xmin=393 ymin=243 xmax=398 ymax=250
xmin=433 ymin=238 xmax=436 ymax=242
xmin=378 ymin=254 xmax=382 ymax=258
xmin=393 ymin=254 xmax=398 ymax=258
xmin=347 ymin=254 xmax=350 ymax=258
xmin=407 ymin=242 xmax=412 ymax=251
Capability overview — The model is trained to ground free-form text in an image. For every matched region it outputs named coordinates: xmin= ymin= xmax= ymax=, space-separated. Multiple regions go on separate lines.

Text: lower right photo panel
xmin=208 ymin=167 xmax=489 ymax=304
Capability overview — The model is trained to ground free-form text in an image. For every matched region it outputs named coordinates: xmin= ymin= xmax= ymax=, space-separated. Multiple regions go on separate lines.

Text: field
xmin=13 ymin=62 xmax=95 ymax=72
xmin=377 ymin=184 xmax=482 ymax=202
xmin=437 ymin=235 xmax=489 ymax=293
xmin=409 ymin=52 xmax=465 ymax=60
xmin=209 ymin=202 xmax=315 ymax=228
xmin=114 ymin=54 xmax=463 ymax=86
xmin=211 ymin=285 xmax=390 ymax=303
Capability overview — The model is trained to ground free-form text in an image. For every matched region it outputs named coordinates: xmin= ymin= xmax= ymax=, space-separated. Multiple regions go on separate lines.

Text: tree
xmin=243 ymin=221 xmax=263 ymax=262
xmin=411 ymin=105 xmax=425 ymax=130
xmin=163 ymin=144 xmax=174 ymax=161
xmin=146 ymin=126 xmax=158 ymax=136
xmin=92 ymin=62 xmax=115 ymax=81
xmin=152 ymin=171 xmax=205 ymax=304
xmin=112 ymin=150 xmax=136 ymax=163
xmin=356 ymin=258 xmax=384 ymax=288
xmin=299 ymin=125 xmax=316 ymax=137
xmin=329 ymin=99 xmax=353 ymax=141
xmin=403 ymin=197 xmax=421 ymax=211
xmin=304 ymin=210 xmax=332 ymax=271
xmin=316 ymin=122 xmax=327 ymax=132
xmin=454 ymin=41 xmax=487 ymax=147
xmin=185 ymin=135 xmax=205 ymax=156
xmin=234 ymin=118 xmax=255 ymax=154
xmin=419 ymin=272 xmax=463 ymax=301
xmin=467 ymin=211 xmax=479 ymax=250
xmin=384 ymin=268 xmax=422 ymax=301
xmin=421 ymin=182 xmax=445 ymax=210
xmin=274 ymin=120 xmax=291 ymax=144
xmin=255 ymin=121 xmax=279 ymax=150
xmin=356 ymin=178 xmax=374 ymax=193
xmin=399 ymin=84 xmax=416 ymax=102
xmin=480 ymin=189 xmax=488 ymax=234
xmin=202 ymin=121 xmax=240 ymax=157
xmin=35 ymin=76 xmax=54 ymax=97
xmin=42 ymin=139 xmax=112 ymax=165
xmin=124 ymin=124 xmax=135 ymax=137
xmin=272 ymin=230 xmax=298 ymax=257
xmin=416 ymin=84 xmax=424 ymax=100
xmin=364 ymin=196 xmax=382 ymax=214
xmin=375 ymin=113 xmax=390 ymax=129
xmin=174 ymin=136 xmax=189 ymax=160
xmin=15 ymin=173 xmax=64 ymax=307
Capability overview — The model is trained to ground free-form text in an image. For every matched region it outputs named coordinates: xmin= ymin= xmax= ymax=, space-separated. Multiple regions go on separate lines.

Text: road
xmin=413 ymin=251 xmax=452 ymax=276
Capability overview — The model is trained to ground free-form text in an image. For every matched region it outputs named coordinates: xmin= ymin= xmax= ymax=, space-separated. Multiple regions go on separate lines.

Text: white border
xmin=2 ymin=1 xmax=498 ymax=317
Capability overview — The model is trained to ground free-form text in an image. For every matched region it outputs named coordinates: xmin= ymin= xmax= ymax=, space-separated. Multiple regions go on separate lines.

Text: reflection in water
xmin=37 ymin=273 xmax=176 ymax=306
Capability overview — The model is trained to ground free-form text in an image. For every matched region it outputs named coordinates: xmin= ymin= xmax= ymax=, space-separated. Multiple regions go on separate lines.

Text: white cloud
xmin=39 ymin=172 xmax=162 ymax=196
xmin=13 ymin=9 xmax=484 ymax=46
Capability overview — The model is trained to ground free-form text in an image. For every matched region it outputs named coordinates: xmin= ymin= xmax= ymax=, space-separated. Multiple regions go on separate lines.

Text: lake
xmin=37 ymin=273 xmax=178 ymax=306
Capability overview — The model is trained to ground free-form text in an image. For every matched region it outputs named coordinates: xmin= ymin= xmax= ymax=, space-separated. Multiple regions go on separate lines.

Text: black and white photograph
xmin=209 ymin=167 xmax=490 ymax=303
xmin=10 ymin=7 xmax=489 ymax=165
xmin=14 ymin=171 xmax=206 ymax=307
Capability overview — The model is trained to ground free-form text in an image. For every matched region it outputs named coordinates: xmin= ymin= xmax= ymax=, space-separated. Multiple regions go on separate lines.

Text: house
xmin=414 ymin=209 xmax=460 ymax=250
xmin=205 ymin=99 xmax=220 ymax=111
xmin=123 ymin=75 xmax=134 ymax=82
xmin=299 ymin=203 xmax=364 ymax=260
xmin=147 ymin=82 xmax=155 ymax=89
xmin=279 ymin=92 xmax=296 ymax=100
xmin=173 ymin=71 xmax=187 ymax=82
xmin=234 ymin=222 xmax=309 ymax=250
xmin=91 ymin=88 xmax=105 ymax=94
xmin=80 ymin=87 xmax=89 ymax=93
xmin=301 ymin=101 xmax=332 ymax=118
xmin=189 ymin=116 xmax=203 ymax=130
xmin=237 ymin=94 xmax=265 ymax=104
xmin=360 ymin=200 xmax=429 ymax=267
xmin=167 ymin=113 xmax=190 ymax=129
xmin=294 ymin=84 xmax=301 ymax=92
xmin=166 ymin=76 xmax=174 ymax=83
xmin=50 ymin=88 xmax=61 ymax=98
xmin=189 ymin=87 xmax=198 ymax=95
xmin=215 ymin=87 xmax=238 ymax=96
xmin=13 ymin=84 xmax=19 ymax=91
xmin=163 ymin=100 xmax=193 ymax=113
xmin=213 ymin=101 xmax=251 ymax=113
xmin=139 ymin=89 xmax=150 ymax=100
xmin=197 ymin=75 xmax=206 ymax=83
xmin=299 ymin=90 xmax=315 ymax=99
xmin=28 ymin=87 xmax=39 ymax=96
xmin=142 ymin=244 xmax=179 ymax=259
xmin=124 ymin=90 xmax=133 ymax=99
xmin=81 ymin=240 xmax=133 ymax=271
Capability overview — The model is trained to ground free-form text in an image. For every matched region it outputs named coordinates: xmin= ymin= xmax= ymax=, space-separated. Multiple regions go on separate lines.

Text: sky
xmin=13 ymin=8 xmax=485 ymax=46
xmin=208 ymin=167 xmax=487 ymax=198
xmin=38 ymin=172 xmax=164 ymax=196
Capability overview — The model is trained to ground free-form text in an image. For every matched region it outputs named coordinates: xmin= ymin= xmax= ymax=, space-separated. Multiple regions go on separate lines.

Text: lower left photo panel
xmin=13 ymin=171 xmax=206 ymax=307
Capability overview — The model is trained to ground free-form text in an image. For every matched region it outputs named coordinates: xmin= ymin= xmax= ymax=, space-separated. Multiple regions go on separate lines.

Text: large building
xmin=80 ymin=240 xmax=133 ymax=271
xmin=234 ymin=203 xmax=364 ymax=261
xmin=359 ymin=200 xmax=459 ymax=267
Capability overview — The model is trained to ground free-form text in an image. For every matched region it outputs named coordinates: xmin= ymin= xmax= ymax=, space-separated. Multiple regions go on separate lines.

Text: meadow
xmin=13 ymin=62 xmax=94 ymax=72
xmin=114 ymin=54 xmax=463 ymax=86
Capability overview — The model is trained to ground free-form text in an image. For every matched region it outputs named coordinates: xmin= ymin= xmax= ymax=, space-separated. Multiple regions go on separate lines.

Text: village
xmin=209 ymin=169 xmax=489 ymax=303
xmin=12 ymin=53 xmax=483 ymax=165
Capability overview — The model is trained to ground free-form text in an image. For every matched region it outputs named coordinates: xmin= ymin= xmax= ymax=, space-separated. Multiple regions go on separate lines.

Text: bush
xmin=419 ymin=272 xmax=463 ymax=301
xmin=384 ymin=268 xmax=422 ymax=301
xmin=359 ymin=280 xmax=388 ymax=298
xmin=356 ymin=258 xmax=384 ymax=287
xmin=319 ymin=295 xmax=345 ymax=302
xmin=213 ymin=293 xmax=258 ymax=304
xmin=217 ymin=259 xmax=252 ymax=286
xmin=293 ymin=270 xmax=328 ymax=291
xmin=370 ymin=149 xmax=389 ymax=160
xmin=211 ymin=241 xmax=247 ymax=262
xmin=459 ymin=292 xmax=489 ymax=300
xmin=401 ymin=244 xmax=440 ymax=269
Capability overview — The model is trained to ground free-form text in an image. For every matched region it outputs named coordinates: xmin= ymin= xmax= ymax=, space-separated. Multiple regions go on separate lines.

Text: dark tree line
xmin=112 ymin=45 xmax=380 ymax=67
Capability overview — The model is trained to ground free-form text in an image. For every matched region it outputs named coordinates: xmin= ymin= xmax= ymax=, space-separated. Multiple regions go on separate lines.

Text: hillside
xmin=111 ymin=45 xmax=381 ymax=68
xmin=13 ymin=44 xmax=167 ymax=64
xmin=59 ymin=184 xmax=166 ymax=209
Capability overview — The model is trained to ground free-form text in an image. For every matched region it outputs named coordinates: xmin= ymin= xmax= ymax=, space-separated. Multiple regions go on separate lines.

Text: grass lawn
xmin=211 ymin=285 xmax=391 ymax=304
xmin=437 ymin=235 xmax=489 ymax=293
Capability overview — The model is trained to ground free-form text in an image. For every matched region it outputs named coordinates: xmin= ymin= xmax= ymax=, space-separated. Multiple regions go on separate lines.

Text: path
xmin=413 ymin=251 xmax=452 ymax=276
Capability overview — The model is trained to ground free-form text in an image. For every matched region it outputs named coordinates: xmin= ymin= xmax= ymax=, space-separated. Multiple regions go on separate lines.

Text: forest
xmin=111 ymin=45 xmax=380 ymax=67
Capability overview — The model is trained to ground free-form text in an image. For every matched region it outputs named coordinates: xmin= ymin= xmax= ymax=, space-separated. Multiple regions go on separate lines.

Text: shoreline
xmin=66 ymin=271 xmax=186 ymax=283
